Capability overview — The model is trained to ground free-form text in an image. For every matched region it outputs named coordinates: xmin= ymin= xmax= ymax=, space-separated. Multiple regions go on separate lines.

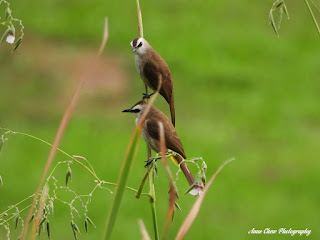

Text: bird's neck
xmin=135 ymin=112 xmax=145 ymax=126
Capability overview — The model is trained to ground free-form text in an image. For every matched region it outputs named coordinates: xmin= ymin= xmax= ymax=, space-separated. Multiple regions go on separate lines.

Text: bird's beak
xmin=122 ymin=108 xmax=132 ymax=113
xmin=132 ymin=47 xmax=136 ymax=53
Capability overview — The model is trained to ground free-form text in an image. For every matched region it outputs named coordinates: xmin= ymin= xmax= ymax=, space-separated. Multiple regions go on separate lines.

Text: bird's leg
xmin=142 ymin=84 xmax=151 ymax=100
xmin=142 ymin=92 xmax=155 ymax=100
xmin=145 ymin=84 xmax=148 ymax=95
xmin=147 ymin=145 xmax=151 ymax=159
xmin=144 ymin=145 xmax=152 ymax=167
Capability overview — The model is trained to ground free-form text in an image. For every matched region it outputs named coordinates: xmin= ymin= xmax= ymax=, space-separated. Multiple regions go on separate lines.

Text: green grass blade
xmin=311 ymin=0 xmax=320 ymax=13
xmin=148 ymin=163 xmax=159 ymax=240
xmin=0 ymin=135 xmax=4 ymax=154
xmin=304 ymin=0 xmax=320 ymax=37
xmin=150 ymin=201 xmax=159 ymax=240
xmin=104 ymin=127 xmax=142 ymax=240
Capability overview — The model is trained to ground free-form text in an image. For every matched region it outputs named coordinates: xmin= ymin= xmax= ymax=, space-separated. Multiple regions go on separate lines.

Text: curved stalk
xmin=304 ymin=0 xmax=320 ymax=36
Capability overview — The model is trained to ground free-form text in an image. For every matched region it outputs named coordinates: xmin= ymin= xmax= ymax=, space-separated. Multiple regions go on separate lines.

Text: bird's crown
xmin=130 ymin=37 xmax=149 ymax=54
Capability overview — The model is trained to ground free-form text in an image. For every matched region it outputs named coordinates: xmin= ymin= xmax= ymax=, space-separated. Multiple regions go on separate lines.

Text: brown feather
xmin=168 ymin=92 xmax=175 ymax=127
xmin=140 ymin=48 xmax=175 ymax=126
xmin=141 ymin=105 xmax=194 ymax=185
xmin=132 ymin=37 xmax=139 ymax=47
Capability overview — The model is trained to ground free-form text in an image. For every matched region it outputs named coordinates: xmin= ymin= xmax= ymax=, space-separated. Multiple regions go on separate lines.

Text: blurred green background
xmin=1 ymin=0 xmax=319 ymax=239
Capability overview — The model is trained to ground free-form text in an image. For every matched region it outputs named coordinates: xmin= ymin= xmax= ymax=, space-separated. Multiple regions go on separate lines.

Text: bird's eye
xmin=133 ymin=109 xmax=141 ymax=113
xmin=137 ymin=42 xmax=142 ymax=47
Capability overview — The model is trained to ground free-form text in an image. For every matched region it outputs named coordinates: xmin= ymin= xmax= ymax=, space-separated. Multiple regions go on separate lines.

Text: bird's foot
xmin=142 ymin=92 xmax=155 ymax=100
xmin=144 ymin=158 xmax=155 ymax=167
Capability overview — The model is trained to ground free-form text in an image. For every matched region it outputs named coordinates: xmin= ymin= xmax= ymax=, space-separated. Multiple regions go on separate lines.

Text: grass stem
xmin=148 ymin=163 xmax=159 ymax=240
xmin=136 ymin=167 xmax=151 ymax=198
xmin=304 ymin=0 xmax=320 ymax=36
xmin=104 ymin=127 xmax=142 ymax=240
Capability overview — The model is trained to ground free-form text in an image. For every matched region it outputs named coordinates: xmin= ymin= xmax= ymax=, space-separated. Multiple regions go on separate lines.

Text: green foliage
xmin=104 ymin=128 xmax=142 ymax=240
xmin=0 ymin=0 xmax=320 ymax=239
xmin=0 ymin=0 xmax=24 ymax=51
xmin=303 ymin=0 xmax=320 ymax=36
xmin=269 ymin=0 xmax=289 ymax=37
xmin=0 ymin=130 xmax=144 ymax=239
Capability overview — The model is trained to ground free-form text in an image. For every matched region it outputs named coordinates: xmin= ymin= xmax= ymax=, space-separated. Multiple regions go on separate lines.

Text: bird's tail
xmin=170 ymin=155 xmax=194 ymax=186
xmin=169 ymin=93 xmax=175 ymax=127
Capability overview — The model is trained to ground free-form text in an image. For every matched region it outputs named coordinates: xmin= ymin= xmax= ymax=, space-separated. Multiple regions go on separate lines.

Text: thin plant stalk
xmin=104 ymin=127 xmax=142 ymax=240
xmin=136 ymin=0 xmax=143 ymax=37
xmin=103 ymin=92 xmax=159 ymax=240
xmin=0 ymin=194 xmax=35 ymax=217
xmin=311 ymin=0 xmax=320 ymax=12
xmin=138 ymin=219 xmax=151 ymax=240
xmin=5 ymin=130 xmax=99 ymax=181
xmin=136 ymin=167 xmax=152 ymax=198
xmin=148 ymin=163 xmax=159 ymax=240
xmin=32 ymin=185 xmax=49 ymax=240
xmin=150 ymin=202 xmax=159 ymax=240
xmin=0 ymin=204 xmax=32 ymax=225
xmin=19 ymin=18 xmax=109 ymax=240
xmin=0 ymin=128 xmax=144 ymax=196
xmin=304 ymin=0 xmax=320 ymax=36
xmin=175 ymin=158 xmax=235 ymax=240
xmin=158 ymin=122 xmax=177 ymax=240
xmin=136 ymin=145 xmax=152 ymax=198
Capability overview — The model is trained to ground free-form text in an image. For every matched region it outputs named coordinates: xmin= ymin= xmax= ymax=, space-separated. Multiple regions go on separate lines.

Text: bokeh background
xmin=1 ymin=0 xmax=319 ymax=239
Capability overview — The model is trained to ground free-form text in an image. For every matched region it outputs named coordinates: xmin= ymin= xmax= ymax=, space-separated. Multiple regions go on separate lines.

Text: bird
xmin=130 ymin=37 xmax=176 ymax=126
xmin=122 ymin=100 xmax=201 ymax=196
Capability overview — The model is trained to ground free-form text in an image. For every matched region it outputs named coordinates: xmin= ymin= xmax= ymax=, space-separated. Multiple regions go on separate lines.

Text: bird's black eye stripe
xmin=132 ymin=109 xmax=140 ymax=113
xmin=137 ymin=42 xmax=142 ymax=47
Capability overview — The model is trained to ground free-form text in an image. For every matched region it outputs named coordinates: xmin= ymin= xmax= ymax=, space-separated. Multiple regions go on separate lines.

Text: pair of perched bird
xmin=122 ymin=37 xmax=201 ymax=196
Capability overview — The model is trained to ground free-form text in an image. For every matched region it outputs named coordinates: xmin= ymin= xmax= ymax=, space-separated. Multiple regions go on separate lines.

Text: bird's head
xmin=122 ymin=100 xmax=148 ymax=118
xmin=130 ymin=37 xmax=149 ymax=55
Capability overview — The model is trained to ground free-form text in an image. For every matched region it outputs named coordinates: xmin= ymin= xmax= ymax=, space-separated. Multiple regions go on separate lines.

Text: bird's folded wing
xmin=143 ymin=61 xmax=160 ymax=90
xmin=145 ymin=119 xmax=186 ymax=158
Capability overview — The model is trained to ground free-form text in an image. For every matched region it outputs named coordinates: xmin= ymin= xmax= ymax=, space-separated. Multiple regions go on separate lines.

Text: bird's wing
xmin=165 ymin=126 xmax=186 ymax=159
xmin=143 ymin=60 xmax=161 ymax=90
xmin=144 ymin=118 xmax=160 ymax=141
xmin=145 ymin=118 xmax=186 ymax=158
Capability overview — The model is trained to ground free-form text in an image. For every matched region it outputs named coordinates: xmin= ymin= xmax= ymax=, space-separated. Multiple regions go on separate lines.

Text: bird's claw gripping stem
xmin=144 ymin=158 xmax=155 ymax=167
xmin=142 ymin=92 xmax=155 ymax=100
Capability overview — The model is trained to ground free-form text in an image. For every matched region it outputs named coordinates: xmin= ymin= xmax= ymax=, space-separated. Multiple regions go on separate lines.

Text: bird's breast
xmin=135 ymin=55 xmax=144 ymax=76
xmin=135 ymin=55 xmax=151 ymax=87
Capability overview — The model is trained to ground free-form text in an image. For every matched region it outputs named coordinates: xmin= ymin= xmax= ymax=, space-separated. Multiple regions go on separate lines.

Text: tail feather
xmin=170 ymin=155 xmax=195 ymax=186
xmin=160 ymin=85 xmax=175 ymax=126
